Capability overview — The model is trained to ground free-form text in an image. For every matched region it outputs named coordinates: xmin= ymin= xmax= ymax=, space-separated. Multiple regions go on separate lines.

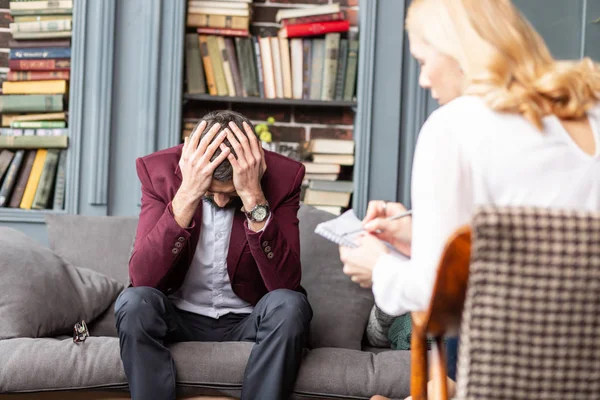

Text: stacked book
xmin=184 ymin=3 xmax=358 ymax=101
xmin=0 ymin=0 xmax=72 ymax=211
xmin=302 ymin=138 xmax=355 ymax=216
xmin=186 ymin=0 xmax=251 ymax=37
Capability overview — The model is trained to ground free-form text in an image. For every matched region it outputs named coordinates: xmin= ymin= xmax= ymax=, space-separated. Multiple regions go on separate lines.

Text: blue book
xmin=9 ymin=47 xmax=71 ymax=60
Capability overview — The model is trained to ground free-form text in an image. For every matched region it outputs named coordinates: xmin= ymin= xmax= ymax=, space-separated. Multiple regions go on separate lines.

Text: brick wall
xmin=184 ymin=0 xmax=359 ymax=144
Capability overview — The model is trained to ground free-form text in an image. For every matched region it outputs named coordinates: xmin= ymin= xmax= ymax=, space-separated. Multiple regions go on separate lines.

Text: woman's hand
xmin=362 ymin=200 xmax=412 ymax=256
xmin=339 ymin=234 xmax=389 ymax=288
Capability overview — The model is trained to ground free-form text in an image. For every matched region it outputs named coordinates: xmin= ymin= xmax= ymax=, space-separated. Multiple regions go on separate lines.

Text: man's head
xmin=191 ymin=110 xmax=257 ymax=209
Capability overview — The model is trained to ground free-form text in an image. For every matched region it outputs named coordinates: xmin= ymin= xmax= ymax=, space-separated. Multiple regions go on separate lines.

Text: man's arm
xmin=128 ymin=157 xmax=195 ymax=289
xmin=244 ymin=164 xmax=305 ymax=292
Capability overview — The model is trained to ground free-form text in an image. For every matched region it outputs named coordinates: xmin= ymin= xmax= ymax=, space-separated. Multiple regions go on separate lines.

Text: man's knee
xmin=114 ymin=286 xmax=165 ymax=334
xmin=264 ymin=289 xmax=313 ymax=331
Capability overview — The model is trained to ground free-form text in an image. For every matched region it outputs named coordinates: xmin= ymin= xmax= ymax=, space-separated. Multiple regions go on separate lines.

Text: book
xmin=278 ymin=37 xmax=292 ymax=99
xmin=252 ymin=36 xmax=265 ymax=98
xmin=13 ymin=15 xmax=73 ymax=23
xmin=187 ymin=14 xmax=249 ymax=30
xmin=335 ymin=39 xmax=349 ymax=101
xmin=309 ymin=39 xmax=324 ymax=100
xmin=9 ymin=1 xmax=74 ymax=11
xmin=290 ymin=38 xmax=303 ymax=100
xmin=185 ymin=33 xmax=206 ymax=94
xmin=308 ymin=139 xmax=354 ymax=154
xmin=276 ymin=4 xmax=340 ymax=23
xmin=259 ymin=36 xmax=276 ymax=99
xmin=281 ymin=11 xmax=345 ymax=27
xmin=7 ymin=70 xmax=70 ymax=81
xmin=308 ymin=179 xmax=354 ymax=193
xmin=0 ymin=94 xmax=64 ymax=113
xmin=302 ymin=162 xmax=341 ymax=174
xmin=344 ymin=37 xmax=359 ymax=101
xmin=11 ymin=31 xmax=72 ymax=39
xmin=270 ymin=37 xmax=284 ymax=99
xmin=304 ymin=187 xmax=351 ymax=207
xmin=0 ymin=149 xmax=24 ymax=207
xmin=31 ymin=148 xmax=59 ymax=209
xmin=278 ymin=20 xmax=350 ymax=38
xmin=8 ymin=58 xmax=70 ymax=71
xmin=9 ymin=47 xmax=71 ymax=59
xmin=301 ymin=39 xmax=312 ymax=99
xmin=196 ymin=27 xmax=249 ymax=37
xmin=19 ymin=148 xmax=47 ymax=209
xmin=187 ymin=7 xmax=250 ymax=17
xmin=0 ymin=149 xmax=15 ymax=183
xmin=235 ymin=37 xmax=259 ymax=97
xmin=10 ymin=19 xmax=72 ymax=33
xmin=187 ymin=1 xmax=250 ymax=9
xmin=10 ymin=121 xmax=66 ymax=128
xmin=0 ymin=135 xmax=68 ymax=149
xmin=198 ymin=35 xmax=217 ymax=95
xmin=321 ymin=33 xmax=340 ymax=101
xmin=312 ymin=153 xmax=354 ymax=166
xmin=52 ymin=149 xmax=66 ymax=210
xmin=2 ymin=113 xmax=66 ymax=127
xmin=7 ymin=149 xmax=36 ymax=208
xmin=206 ymin=35 xmax=228 ymax=96
xmin=8 ymin=39 xmax=70 ymax=48
xmin=10 ymin=9 xmax=73 ymax=17
xmin=2 ymin=79 xmax=67 ymax=94
xmin=224 ymin=37 xmax=244 ymax=97
xmin=305 ymin=173 xmax=338 ymax=181
xmin=217 ymin=36 xmax=236 ymax=97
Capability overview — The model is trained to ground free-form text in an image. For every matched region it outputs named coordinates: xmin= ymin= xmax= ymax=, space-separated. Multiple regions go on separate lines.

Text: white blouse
xmin=372 ymin=96 xmax=600 ymax=316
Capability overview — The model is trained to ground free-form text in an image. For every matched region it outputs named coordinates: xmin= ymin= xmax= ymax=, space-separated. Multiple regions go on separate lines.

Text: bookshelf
xmin=184 ymin=93 xmax=357 ymax=108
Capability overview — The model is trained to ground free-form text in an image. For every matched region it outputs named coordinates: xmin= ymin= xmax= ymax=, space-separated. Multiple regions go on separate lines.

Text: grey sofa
xmin=0 ymin=205 xmax=410 ymax=400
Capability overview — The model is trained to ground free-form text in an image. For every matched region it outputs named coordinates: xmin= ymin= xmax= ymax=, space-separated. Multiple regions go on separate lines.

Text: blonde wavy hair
xmin=406 ymin=0 xmax=600 ymax=129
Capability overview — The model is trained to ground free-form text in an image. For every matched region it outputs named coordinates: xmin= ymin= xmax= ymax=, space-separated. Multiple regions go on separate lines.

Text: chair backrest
xmin=456 ymin=206 xmax=600 ymax=400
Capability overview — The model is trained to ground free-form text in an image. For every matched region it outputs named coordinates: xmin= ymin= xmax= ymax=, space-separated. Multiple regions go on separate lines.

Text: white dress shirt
xmin=372 ymin=96 xmax=600 ymax=316
xmin=171 ymin=200 xmax=270 ymax=319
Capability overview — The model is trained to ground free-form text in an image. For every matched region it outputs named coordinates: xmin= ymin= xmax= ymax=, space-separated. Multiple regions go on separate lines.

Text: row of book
xmin=0 ymin=1 xmax=73 ymax=211
xmin=186 ymin=0 xmax=252 ymax=37
xmin=186 ymin=32 xmax=358 ymax=102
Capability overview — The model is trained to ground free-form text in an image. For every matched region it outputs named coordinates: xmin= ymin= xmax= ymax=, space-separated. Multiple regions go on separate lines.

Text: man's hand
xmin=172 ymin=121 xmax=230 ymax=228
xmin=362 ymin=200 xmax=412 ymax=256
xmin=222 ymin=121 xmax=267 ymax=210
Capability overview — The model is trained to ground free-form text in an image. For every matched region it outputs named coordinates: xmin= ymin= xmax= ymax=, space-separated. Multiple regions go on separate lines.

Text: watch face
xmin=252 ymin=206 xmax=268 ymax=222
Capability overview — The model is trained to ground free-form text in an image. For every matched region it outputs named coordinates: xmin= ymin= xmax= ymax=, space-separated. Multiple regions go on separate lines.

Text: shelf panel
xmin=0 ymin=207 xmax=67 ymax=223
xmin=183 ymin=93 xmax=357 ymax=108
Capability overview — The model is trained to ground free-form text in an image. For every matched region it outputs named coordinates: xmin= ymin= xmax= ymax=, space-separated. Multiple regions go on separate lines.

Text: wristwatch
xmin=243 ymin=202 xmax=271 ymax=223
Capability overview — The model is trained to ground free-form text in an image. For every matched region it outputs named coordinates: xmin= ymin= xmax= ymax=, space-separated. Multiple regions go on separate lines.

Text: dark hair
xmin=191 ymin=110 xmax=257 ymax=182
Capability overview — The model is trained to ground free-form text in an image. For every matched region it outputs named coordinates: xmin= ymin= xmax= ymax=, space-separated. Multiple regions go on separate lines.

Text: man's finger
xmin=207 ymin=145 xmax=231 ymax=172
xmin=187 ymin=120 xmax=206 ymax=157
xmin=226 ymin=149 xmax=241 ymax=170
xmin=226 ymin=129 xmax=248 ymax=166
xmin=241 ymin=121 xmax=262 ymax=160
xmin=196 ymin=122 xmax=221 ymax=156
xmin=203 ymin=130 xmax=228 ymax=161
xmin=228 ymin=121 xmax=253 ymax=159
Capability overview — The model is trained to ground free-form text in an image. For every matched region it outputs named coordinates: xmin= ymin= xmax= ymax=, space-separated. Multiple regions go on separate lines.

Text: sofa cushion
xmin=45 ymin=214 xmax=138 ymax=285
xmin=0 ymin=338 xmax=410 ymax=399
xmin=298 ymin=205 xmax=374 ymax=350
xmin=0 ymin=228 xmax=124 ymax=339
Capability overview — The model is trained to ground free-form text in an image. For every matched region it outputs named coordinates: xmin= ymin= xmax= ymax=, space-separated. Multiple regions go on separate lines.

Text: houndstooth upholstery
xmin=456 ymin=206 xmax=600 ymax=400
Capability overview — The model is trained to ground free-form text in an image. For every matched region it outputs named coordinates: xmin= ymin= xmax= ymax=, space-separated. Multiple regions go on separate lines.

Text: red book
xmin=278 ymin=20 xmax=350 ymax=39
xmin=196 ymin=27 xmax=249 ymax=37
xmin=281 ymin=12 xmax=345 ymax=27
xmin=7 ymin=70 xmax=70 ymax=81
xmin=8 ymin=59 xmax=70 ymax=71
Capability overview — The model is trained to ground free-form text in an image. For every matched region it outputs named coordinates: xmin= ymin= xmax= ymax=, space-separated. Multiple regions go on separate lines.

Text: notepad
xmin=314 ymin=209 xmax=410 ymax=260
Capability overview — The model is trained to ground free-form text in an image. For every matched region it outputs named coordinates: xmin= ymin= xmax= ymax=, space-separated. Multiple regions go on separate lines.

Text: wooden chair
xmin=410 ymin=206 xmax=600 ymax=400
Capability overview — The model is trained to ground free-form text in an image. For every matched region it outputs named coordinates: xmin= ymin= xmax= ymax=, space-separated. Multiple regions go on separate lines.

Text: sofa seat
xmin=0 ymin=337 xmax=410 ymax=399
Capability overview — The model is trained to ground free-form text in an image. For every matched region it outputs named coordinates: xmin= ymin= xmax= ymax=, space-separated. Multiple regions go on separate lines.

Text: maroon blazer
xmin=128 ymin=144 xmax=306 ymax=306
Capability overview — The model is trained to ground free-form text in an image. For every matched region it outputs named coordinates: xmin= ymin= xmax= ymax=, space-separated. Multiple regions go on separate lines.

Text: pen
xmin=342 ymin=209 xmax=413 ymax=237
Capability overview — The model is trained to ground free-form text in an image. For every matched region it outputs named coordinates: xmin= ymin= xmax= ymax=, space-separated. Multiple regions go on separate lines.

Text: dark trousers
xmin=114 ymin=286 xmax=312 ymax=400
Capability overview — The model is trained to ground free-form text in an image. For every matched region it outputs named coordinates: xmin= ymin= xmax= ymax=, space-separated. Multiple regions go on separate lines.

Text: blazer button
xmin=262 ymin=241 xmax=269 ymax=247
xmin=267 ymin=252 xmax=274 ymax=259
xmin=264 ymin=246 xmax=272 ymax=253
xmin=177 ymin=237 xmax=185 ymax=242
xmin=172 ymin=248 xmax=180 ymax=254
xmin=175 ymin=242 xmax=183 ymax=248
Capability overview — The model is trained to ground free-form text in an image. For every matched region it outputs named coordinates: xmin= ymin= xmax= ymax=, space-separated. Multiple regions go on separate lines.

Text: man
xmin=115 ymin=110 xmax=312 ymax=400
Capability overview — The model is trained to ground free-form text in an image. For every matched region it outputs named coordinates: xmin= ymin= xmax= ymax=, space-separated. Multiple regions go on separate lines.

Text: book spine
xmin=19 ymin=149 xmax=47 ymax=209
xmin=217 ymin=36 xmax=237 ymax=97
xmin=198 ymin=35 xmax=217 ymax=96
xmin=343 ymin=39 xmax=359 ymax=101
xmin=8 ymin=58 xmax=71 ymax=71
xmin=7 ymin=150 xmax=36 ymax=207
xmin=8 ymin=39 xmax=71 ymax=48
xmin=9 ymin=9 xmax=73 ymax=17
xmin=10 ymin=19 xmax=72 ymax=33
xmin=301 ymin=39 xmax=312 ymax=100
xmin=0 ymin=135 xmax=68 ymax=149
xmin=206 ymin=36 xmax=228 ymax=96
xmin=309 ymin=39 xmax=325 ymax=100
xmin=279 ymin=37 xmax=292 ymax=99
xmin=2 ymin=112 xmax=66 ymax=126
xmin=334 ymin=39 xmax=349 ymax=101
xmin=224 ymin=37 xmax=245 ymax=97
xmin=0 ymin=149 xmax=24 ymax=207
xmin=11 ymin=121 xmax=66 ymax=128
xmin=9 ymin=1 xmax=73 ymax=11
xmin=281 ymin=12 xmax=345 ymax=27
xmin=31 ymin=148 xmax=60 ymax=209
xmin=252 ymin=36 xmax=265 ymax=99
xmin=281 ymin=20 xmax=350 ymax=39
xmin=187 ymin=14 xmax=249 ymax=30
xmin=0 ymin=94 xmax=64 ymax=113
xmin=187 ymin=7 xmax=249 ymax=17
xmin=10 ymin=47 xmax=71 ymax=59
xmin=11 ymin=31 xmax=72 ymax=40
xmin=270 ymin=37 xmax=284 ymax=99
xmin=234 ymin=37 xmax=251 ymax=97
xmin=185 ymin=33 xmax=206 ymax=94
xmin=0 ymin=150 xmax=15 ymax=182
xmin=241 ymin=37 xmax=259 ymax=97
xmin=2 ymin=79 xmax=67 ymax=94
xmin=196 ymin=27 xmax=249 ymax=37
xmin=259 ymin=37 xmax=276 ymax=99
xmin=290 ymin=38 xmax=303 ymax=100
xmin=321 ymin=33 xmax=340 ymax=101
xmin=52 ymin=149 xmax=67 ymax=210
xmin=7 ymin=70 xmax=70 ymax=81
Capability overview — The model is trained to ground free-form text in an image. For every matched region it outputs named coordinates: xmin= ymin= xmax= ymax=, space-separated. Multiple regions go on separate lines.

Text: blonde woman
xmin=339 ymin=0 xmax=600 ymax=398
